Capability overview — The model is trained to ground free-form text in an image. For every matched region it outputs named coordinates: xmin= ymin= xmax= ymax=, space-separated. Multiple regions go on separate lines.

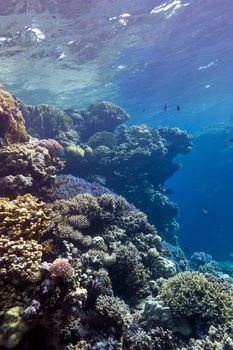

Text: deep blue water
xmin=1 ymin=0 xmax=233 ymax=259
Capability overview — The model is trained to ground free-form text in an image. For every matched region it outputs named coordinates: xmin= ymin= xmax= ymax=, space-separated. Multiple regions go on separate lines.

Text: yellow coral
xmin=0 ymin=306 xmax=28 ymax=349
xmin=66 ymin=144 xmax=85 ymax=157
xmin=0 ymin=235 xmax=43 ymax=283
xmin=0 ymin=85 xmax=29 ymax=146
xmin=0 ymin=194 xmax=51 ymax=240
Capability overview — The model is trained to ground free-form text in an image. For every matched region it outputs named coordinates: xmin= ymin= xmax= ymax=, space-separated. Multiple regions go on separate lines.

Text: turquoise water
xmin=1 ymin=1 xmax=233 ymax=259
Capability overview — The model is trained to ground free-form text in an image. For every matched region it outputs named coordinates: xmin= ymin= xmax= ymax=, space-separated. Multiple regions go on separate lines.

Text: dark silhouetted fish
xmin=202 ymin=208 xmax=209 ymax=214
xmin=177 ymin=105 xmax=180 ymax=111
xmin=142 ymin=108 xmax=146 ymax=113
xmin=164 ymin=104 xmax=167 ymax=112
xmin=229 ymin=138 xmax=233 ymax=143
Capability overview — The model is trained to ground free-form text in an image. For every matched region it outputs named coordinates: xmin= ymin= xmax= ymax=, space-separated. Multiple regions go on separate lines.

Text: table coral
xmin=0 ymin=85 xmax=29 ymax=146
xmin=0 ymin=194 xmax=51 ymax=240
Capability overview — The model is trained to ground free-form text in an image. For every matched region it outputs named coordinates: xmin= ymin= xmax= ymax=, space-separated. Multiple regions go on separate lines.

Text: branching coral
xmin=0 ymin=194 xmax=51 ymax=240
xmin=185 ymin=324 xmax=233 ymax=350
xmin=159 ymin=272 xmax=233 ymax=326
xmin=0 ymin=85 xmax=29 ymax=146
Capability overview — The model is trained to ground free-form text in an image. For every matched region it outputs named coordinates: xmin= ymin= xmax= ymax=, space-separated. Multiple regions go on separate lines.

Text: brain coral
xmin=0 ymin=194 xmax=51 ymax=240
xmin=0 ymin=85 xmax=29 ymax=146
xmin=159 ymin=272 xmax=233 ymax=325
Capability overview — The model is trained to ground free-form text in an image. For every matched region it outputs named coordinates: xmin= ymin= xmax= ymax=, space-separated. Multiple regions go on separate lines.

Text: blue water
xmin=1 ymin=0 xmax=233 ymax=259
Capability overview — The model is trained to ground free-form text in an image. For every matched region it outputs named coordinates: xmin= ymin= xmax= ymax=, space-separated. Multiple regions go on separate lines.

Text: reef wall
xmin=0 ymin=86 xmax=232 ymax=350
xmin=19 ymin=100 xmax=192 ymax=244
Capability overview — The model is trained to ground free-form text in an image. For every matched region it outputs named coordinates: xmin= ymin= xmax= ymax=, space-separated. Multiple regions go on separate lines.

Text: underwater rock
xmin=0 ymin=85 xmax=29 ymax=146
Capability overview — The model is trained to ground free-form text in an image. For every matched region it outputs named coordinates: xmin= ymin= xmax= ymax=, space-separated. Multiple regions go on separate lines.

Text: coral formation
xmin=0 ymin=306 xmax=28 ymax=349
xmin=0 ymin=235 xmax=43 ymax=283
xmin=159 ymin=271 xmax=233 ymax=326
xmin=0 ymin=141 xmax=64 ymax=198
xmin=1 ymin=86 xmax=232 ymax=350
xmin=18 ymin=102 xmax=71 ymax=140
xmin=19 ymin=98 xmax=191 ymax=243
xmin=0 ymin=194 xmax=51 ymax=240
xmin=0 ymin=85 xmax=29 ymax=146
xmin=64 ymin=124 xmax=192 ymax=244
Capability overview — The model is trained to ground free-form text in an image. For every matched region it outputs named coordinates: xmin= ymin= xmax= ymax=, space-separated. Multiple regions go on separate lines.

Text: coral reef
xmin=19 ymin=98 xmax=192 ymax=244
xmin=159 ymin=272 xmax=233 ymax=326
xmin=0 ymin=306 xmax=28 ymax=349
xmin=0 ymin=85 xmax=29 ymax=146
xmin=64 ymin=124 xmax=192 ymax=244
xmin=0 ymin=194 xmax=51 ymax=240
xmin=184 ymin=324 xmax=233 ymax=349
xmin=53 ymin=175 xmax=114 ymax=200
xmin=18 ymin=102 xmax=71 ymax=141
xmin=1 ymin=86 xmax=232 ymax=350
xmin=0 ymin=141 xmax=64 ymax=198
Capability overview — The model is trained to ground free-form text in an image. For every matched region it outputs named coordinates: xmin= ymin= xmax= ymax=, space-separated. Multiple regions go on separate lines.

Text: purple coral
xmin=54 ymin=175 xmax=114 ymax=200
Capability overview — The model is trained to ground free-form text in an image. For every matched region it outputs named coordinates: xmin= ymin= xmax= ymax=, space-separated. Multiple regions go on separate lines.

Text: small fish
xmin=42 ymin=240 xmax=53 ymax=253
xmin=202 ymin=208 xmax=209 ymax=214
xmin=142 ymin=108 xmax=146 ymax=113
xmin=177 ymin=105 xmax=180 ymax=111
xmin=164 ymin=104 xmax=167 ymax=112
xmin=229 ymin=138 xmax=233 ymax=143
xmin=158 ymin=184 xmax=174 ymax=195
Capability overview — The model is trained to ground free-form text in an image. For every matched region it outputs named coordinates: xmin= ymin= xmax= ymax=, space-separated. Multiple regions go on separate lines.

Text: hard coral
xmin=0 ymin=194 xmax=51 ymax=240
xmin=0 ymin=141 xmax=64 ymax=198
xmin=0 ymin=85 xmax=29 ymax=146
xmin=159 ymin=272 xmax=233 ymax=326
xmin=0 ymin=306 xmax=28 ymax=349
xmin=49 ymin=258 xmax=74 ymax=279
xmin=65 ymin=124 xmax=192 ymax=243
xmin=0 ymin=235 xmax=43 ymax=283
xmin=18 ymin=102 xmax=71 ymax=140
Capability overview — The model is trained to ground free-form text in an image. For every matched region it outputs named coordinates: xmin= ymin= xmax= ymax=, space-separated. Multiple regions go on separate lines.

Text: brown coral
xmin=0 ymin=235 xmax=43 ymax=283
xmin=0 ymin=85 xmax=29 ymax=146
xmin=0 ymin=141 xmax=64 ymax=198
xmin=0 ymin=194 xmax=51 ymax=240
xmin=159 ymin=272 xmax=233 ymax=325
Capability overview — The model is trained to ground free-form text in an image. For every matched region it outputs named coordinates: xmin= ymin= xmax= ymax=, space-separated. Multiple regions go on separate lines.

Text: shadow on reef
xmin=18 ymin=100 xmax=192 ymax=244
xmin=0 ymin=85 xmax=232 ymax=350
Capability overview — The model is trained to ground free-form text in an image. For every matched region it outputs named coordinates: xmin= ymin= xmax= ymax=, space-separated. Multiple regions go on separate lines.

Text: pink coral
xmin=49 ymin=258 xmax=74 ymax=279
xmin=38 ymin=139 xmax=64 ymax=156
